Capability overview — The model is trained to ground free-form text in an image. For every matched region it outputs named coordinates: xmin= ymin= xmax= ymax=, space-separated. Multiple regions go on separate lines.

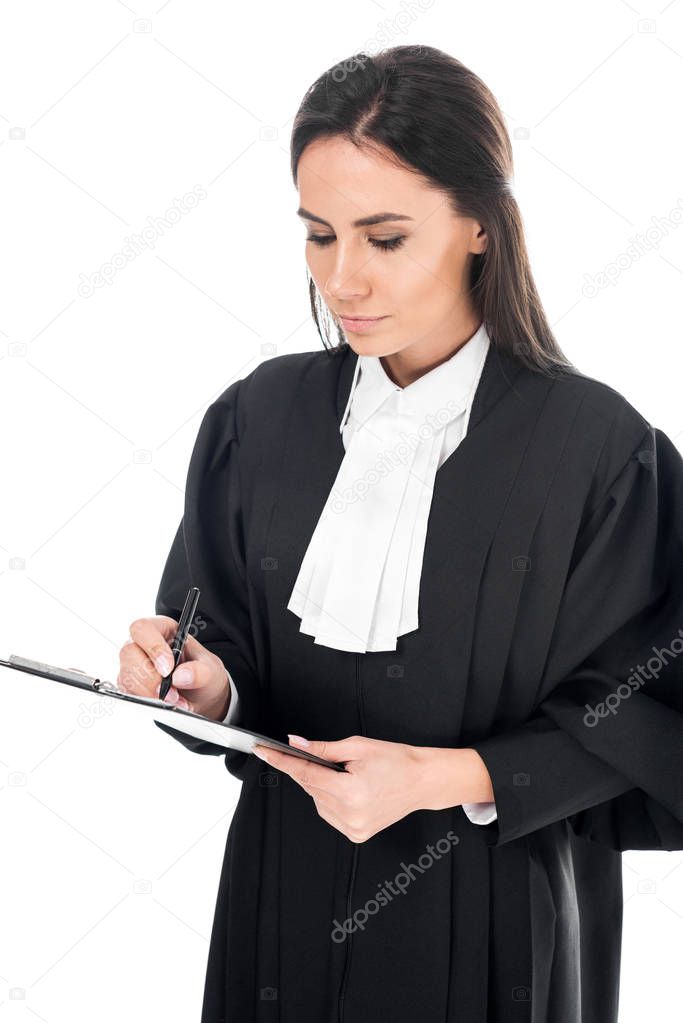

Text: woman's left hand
xmin=251 ymin=734 xmax=433 ymax=843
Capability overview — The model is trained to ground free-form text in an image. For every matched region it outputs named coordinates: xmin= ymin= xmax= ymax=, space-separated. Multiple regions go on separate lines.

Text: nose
xmin=322 ymin=241 xmax=372 ymax=303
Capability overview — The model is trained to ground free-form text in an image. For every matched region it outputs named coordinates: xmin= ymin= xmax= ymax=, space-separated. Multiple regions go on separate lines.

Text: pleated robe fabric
xmin=154 ymin=340 xmax=683 ymax=1023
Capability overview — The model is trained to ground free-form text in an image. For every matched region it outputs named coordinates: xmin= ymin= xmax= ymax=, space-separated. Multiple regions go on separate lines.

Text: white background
xmin=0 ymin=1 xmax=682 ymax=1019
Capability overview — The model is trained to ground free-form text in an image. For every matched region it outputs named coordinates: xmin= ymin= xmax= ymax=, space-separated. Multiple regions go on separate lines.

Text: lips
xmin=338 ymin=314 xmax=388 ymax=333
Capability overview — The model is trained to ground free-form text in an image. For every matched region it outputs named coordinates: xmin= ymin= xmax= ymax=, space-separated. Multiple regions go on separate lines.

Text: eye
xmin=305 ymin=234 xmax=406 ymax=252
xmin=306 ymin=234 xmax=335 ymax=247
xmin=369 ymin=236 xmax=405 ymax=251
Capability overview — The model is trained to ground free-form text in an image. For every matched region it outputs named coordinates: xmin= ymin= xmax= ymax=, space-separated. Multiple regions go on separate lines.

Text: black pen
xmin=159 ymin=586 xmax=200 ymax=703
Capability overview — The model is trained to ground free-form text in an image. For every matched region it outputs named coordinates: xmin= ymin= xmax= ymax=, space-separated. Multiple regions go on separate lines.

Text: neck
xmin=379 ymin=314 xmax=482 ymax=389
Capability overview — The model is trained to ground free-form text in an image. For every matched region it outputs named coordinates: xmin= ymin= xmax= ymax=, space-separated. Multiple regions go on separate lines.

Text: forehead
xmin=297 ymin=137 xmax=439 ymax=220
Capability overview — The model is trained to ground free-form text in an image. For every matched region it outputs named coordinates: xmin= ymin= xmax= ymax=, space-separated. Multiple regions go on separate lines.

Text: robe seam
xmin=464 ymin=375 xmax=561 ymax=724
xmin=523 ymin=389 xmax=592 ymax=708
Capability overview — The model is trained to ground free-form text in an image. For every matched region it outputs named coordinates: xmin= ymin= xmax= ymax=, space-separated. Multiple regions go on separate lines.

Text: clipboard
xmin=0 ymin=654 xmax=348 ymax=772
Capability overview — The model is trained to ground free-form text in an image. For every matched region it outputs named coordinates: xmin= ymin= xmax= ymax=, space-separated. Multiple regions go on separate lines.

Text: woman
xmin=119 ymin=45 xmax=683 ymax=1023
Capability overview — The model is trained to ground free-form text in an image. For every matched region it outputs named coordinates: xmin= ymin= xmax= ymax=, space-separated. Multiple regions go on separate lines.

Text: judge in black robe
xmin=154 ymin=338 xmax=683 ymax=1023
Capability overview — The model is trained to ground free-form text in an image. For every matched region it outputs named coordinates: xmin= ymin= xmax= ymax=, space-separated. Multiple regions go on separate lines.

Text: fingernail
xmin=173 ymin=667 xmax=192 ymax=684
xmin=252 ymin=747 xmax=268 ymax=760
xmin=288 ymin=734 xmax=310 ymax=747
xmin=164 ymin=688 xmax=179 ymax=704
xmin=156 ymin=655 xmax=172 ymax=676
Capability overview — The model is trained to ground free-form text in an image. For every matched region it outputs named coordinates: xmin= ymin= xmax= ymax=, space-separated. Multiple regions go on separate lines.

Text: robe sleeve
xmin=468 ymin=424 xmax=683 ymax=850
xmin=152 ymin=377 xmax=260 ymax=782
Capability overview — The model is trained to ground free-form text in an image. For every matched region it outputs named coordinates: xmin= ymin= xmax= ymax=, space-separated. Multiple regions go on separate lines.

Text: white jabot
xmin=226 ymin=320 xmax=498 ymax=824
xmin=286 ymin=320 xmax=490 ymax=654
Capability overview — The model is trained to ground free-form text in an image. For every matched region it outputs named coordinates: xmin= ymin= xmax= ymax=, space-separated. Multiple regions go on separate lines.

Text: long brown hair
xmin=290 ymin=44 xmax=575 ymax=377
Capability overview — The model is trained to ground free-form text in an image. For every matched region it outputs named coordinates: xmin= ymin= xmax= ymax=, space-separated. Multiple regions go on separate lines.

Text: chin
xmin=345 ymin=337 xmax=397 ymax=356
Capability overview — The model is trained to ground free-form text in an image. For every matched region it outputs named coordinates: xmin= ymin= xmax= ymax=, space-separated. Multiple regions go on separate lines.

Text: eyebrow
xmin=296 ymin=207 xmax=414 ymax=228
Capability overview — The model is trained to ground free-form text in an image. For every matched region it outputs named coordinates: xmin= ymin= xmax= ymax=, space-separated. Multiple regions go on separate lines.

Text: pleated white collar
xmin=287 ymin=321 xmax=491 ymax=652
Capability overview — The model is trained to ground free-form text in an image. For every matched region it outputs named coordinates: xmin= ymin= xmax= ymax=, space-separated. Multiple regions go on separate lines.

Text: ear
xmin=471 ymin=221 xmax=488 ymax=255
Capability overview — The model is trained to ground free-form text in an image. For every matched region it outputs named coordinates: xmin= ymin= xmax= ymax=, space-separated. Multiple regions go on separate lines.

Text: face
xmin=297 ymin=136 xmax=487 ymax=382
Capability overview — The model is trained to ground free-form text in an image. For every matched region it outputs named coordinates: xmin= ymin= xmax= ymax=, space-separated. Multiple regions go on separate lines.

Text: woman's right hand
xmin=117 ymin=616 xmax=231 ymax=721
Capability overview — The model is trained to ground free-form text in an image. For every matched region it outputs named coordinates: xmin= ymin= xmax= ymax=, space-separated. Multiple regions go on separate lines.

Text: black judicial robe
xmin=154 ymin=340 xmax=683 ymax=1023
